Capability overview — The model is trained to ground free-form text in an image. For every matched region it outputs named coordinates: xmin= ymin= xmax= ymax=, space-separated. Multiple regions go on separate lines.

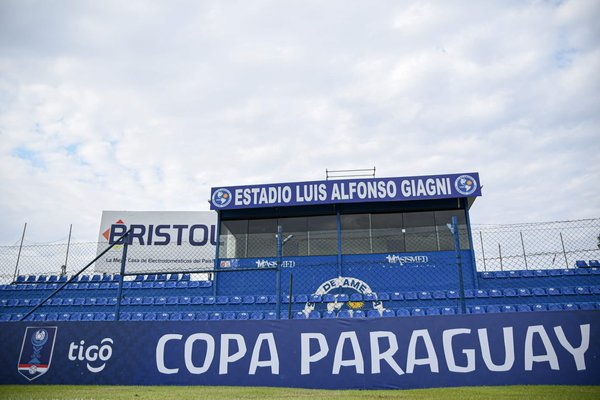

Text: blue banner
xmin=210 ymin=173 xmax=481 ymax=210
xmin=1 ymin=311 xmax=597 ymax=389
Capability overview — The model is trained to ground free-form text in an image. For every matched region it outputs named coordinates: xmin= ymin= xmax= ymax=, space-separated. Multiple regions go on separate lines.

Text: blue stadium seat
xmin=142 ymin=282 xmax=153 ymax=289
xmin=470 ymin=306 xmax=485 ymax=314
xmin=592 ymin=287 xmax=600 ymax=295
xmin=181 ymin=273 xmax=190 ymax=281
xmin=264 ymin=312 xmax=277 ymax=320
xmin=418 ymin=291 xmax=432 ymax=300
xmin=166 ymin=296 xmax=179 ymax=305
xmin=486 ymin=305 xmax=501 ymax=313
xmin=501 ymin=305 xmax=516 ymax=313
xmin=589 ymin=260 xmax=600 ymax=267
xmin=182 ymin=312 xmax=194 ymax=321
xmin=216 ymin=296 xmax=229 ymax=305
xmin=441 ymin=307 xmax=455 ymax=315
xmin=198 ymin=280 xmax=212 ymax=288
xmin=256 ymin=295 xmax=268 ymax=304
xmin=82 ymin=313 xmax=94 ymax=321
xmin=144 ymin=312 xmax=157 ymax=321
xmin=363 ymin=293 xmax=378 ymax=301
xmin=132 ymin=312 xmax=144 ymax=321
xmin=353 ymin=310 xmax=366 ymax=318
xmin=575 ymin=287 xmax=590 ymax=295
xmin=548 ymin=304 xmax=563 ymax=311
xmin=532 ymin=304 xmax=547 ymax=312
xmin=73 ymin=297 xmax=85 ymax=306
xmin=106 ymin=313 xmax=117 ymax=321
xmin=516 ymin=303 xmax=533 ymax=313
xmin=179 ymin=296 xmax=191 ymax=305
xmin=349 ymin=293 xmax=363 ymax=302
xmin=84 ymin=297 xmax=98 ymax=306
xmin=337 ymin=310 xmax=352 ymax=319
xmin=142 ymin=297 xmax=154 ymax=305
xmin=560 ymin=287 xmax=575 ymax=295
xmin=165 ymin=281 xmax=176 ymax=289
xmin=11 ymin=313 xmax=24 ymax=321
xmin=503 ymin=288 xmax=517 ymax=297
xmin=155 ymin=296 xmax=167 ymax=305
xmin=489 ymin=289 xmax=503 ymax=298
xmin=446 ymin=290 xmax=459 ymax=299
xmin=547 ymin=288 xmax=561 ymax=296
xmin=507 ymin=271 xmax=521 ymax=278
xmin=481 ymin=272 xmax=493 ymax=279
xmin=195 ymin=312 xmax=209 ymax=321
xmin=576 ymin=268 xmax=591 ymax=275
xmin=131 ymin=282 xmax=142 ymax=290
xmin=281 ymin=295 xmax=292 ymax=304
xmin=404 ymin=292 xmax=418 ymax=300
xmin=250 ymin=311 xmax=263 ymax=320
xmin=191 ymin=296 xmax=203 ymax=305
xmin=16 ymin=275 xmax=26 ymax=283
xmin=426 ymin=307 xmax=440 ymax=316
xmin=493 ymin=271 xmax=507 ymax=278
xmin=295 ymin=294 xmax=308 ymax=303
xmin=382 ymin=309 xmax=395 ymax=318
xmin=94 ymin=312 xmax=107 ymax=321
xmin=237 ymin=312 xmax=250 ymax=320
xmin=561 ymin=269 xmax=575 ymax=276
xmin=176 ymin=281 xmax=189 ymax=289
xmin=308 ymin=311 xmax=321 ymax=319
xmin=34 ymin=313 xmax=47 ymax=321
xmin=48 ymin=298 xmax=62 ymax=306
xmin=134 ymin=275 xmax=144 ymax=282
xmin=377 ymin=293 xmax=390 ymax=301
xmin=119 ymin=312 xmax=131 ymax=321
xmin=463 ymin=289 xmax=475 ymax=299
xmin=242 ymin=295 xmax=255 ymax=304
xmin=169 ymin=312 xmax=183 ymax=321
xmin=131 ymin=297 xmax=143 ymax=306
xmin=475 ymin=289 xmax=489 ymax=298
xmin=322 ymin=311 xmax=336 ymax=319
xmin=518 ymin=288 xmax=532 ymax=297
xmin=0 ymin=314 xmax=11 ymax=321
xmin=534 ymin=270 xmax=548 ymax=277
xmin=579 ymin=302 xmax=595 ymax=310
xmin=532 ymin=288 xmax=546 ymax=296
xmin=576 ymin=260 xmax=589 ymax=268
xmin=210 ymin=312 xmax=222 ymax=320
xmin=411 ymin=308 xmax=425 ymax=316
xmin=391 ymin=292 xmax=404 ymax=301
xmin=168 ymin=274 xmax=179 ymax=281
xmin=157 ymin=312 xmax=170 ymax=321
xmin=323 ymin=294 xmax=336 ymax=303
xmin=223 ymin=312 xmax=236 ymax=320
xmin=563 ymin=303 xmax=578 ymax=311
xmin=293 ymin=311 xmax=307 ymax=319
xmin=268 ymin=295 xmax=277 ymax=304
xmin=79 ymin=275 xmax=90 ymax=283
xmin=230 ymin=296 xmax=242 ymax=305
xmin=432 ymin=290 xmax=446 ymax=300
xmin=548 ymin=269 xmax=561 ymax=277
xmin=46 ymin=313 xmax=59 ymax=321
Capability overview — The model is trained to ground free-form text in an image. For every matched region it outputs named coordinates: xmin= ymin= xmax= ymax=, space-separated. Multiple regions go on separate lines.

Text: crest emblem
xmin=17 ymin=327 xmax=58 ymax=381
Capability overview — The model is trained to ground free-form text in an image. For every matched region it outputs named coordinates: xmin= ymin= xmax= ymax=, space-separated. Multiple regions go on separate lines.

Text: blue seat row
xmin=480 ymin=268 xmax=600 ymax=279
xmin=468 ymin=302 xmax=599 ymax=314
xmin=1 ymin=280 xmax=212 ymax=291
xmin=14 ymin=273 xmax=195 ymax=285
xmin=576 ymin=260 xmax=600 ymax=268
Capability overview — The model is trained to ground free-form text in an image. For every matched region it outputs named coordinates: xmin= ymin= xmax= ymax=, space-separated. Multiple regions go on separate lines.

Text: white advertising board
xmin=95 ymin=211 xmax=217 ymax=274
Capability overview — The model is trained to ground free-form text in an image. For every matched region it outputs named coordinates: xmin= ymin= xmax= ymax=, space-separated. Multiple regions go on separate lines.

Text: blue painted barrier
xmin=1 ymin=311 xmax=598 ymax=389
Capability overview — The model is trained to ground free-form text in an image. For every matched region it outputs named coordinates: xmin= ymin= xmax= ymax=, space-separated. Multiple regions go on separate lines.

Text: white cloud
xmin=0 ymin=0 xmax=599 ymax=244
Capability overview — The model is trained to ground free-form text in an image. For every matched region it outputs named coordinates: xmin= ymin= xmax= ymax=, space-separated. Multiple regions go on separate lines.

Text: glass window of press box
xmin=218 ymin=210 xmax=470 ymax=258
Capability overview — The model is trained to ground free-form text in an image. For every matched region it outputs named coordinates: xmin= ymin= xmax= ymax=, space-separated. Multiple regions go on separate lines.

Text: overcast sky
xmin=0 ymin=0 xmax=599 ymax=244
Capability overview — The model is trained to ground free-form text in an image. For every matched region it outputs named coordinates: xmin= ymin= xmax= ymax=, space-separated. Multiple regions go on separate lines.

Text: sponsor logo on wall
xmin=17 ymin=327 xmax=58 ymax=381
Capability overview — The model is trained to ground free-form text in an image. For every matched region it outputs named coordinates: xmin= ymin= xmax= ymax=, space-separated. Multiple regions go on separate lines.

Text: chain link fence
xmin=1 ymin=218 xmax=599 ymax=321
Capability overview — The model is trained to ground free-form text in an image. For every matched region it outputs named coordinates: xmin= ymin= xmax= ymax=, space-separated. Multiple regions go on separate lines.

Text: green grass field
xmin=0 ymin=385 xmax=599 ymax=400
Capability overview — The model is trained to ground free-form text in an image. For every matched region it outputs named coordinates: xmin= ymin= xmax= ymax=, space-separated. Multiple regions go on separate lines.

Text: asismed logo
xmin=212 ymin=188 xmax=232 ymax=208
xmin=17 ymin=327 xmax=58 ymax=381
xmin=454 ymin=175 xmax=477 ymax=195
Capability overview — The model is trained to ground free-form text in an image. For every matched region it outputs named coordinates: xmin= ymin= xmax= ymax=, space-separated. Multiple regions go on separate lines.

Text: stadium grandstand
xmin=0 ymin=172 xmax=598 ymax=389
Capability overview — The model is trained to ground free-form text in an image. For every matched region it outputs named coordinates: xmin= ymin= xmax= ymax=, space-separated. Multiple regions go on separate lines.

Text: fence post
xmin=115 ymin=233 xmax=130 ymax=321
xmin=12 ymin=223 xmax=27 ymax=283
xmin=498 ymin=243 xmax=503 ymax=270
xmin=450 ymin=217 xmax=466 ymax=314
xmin=479 ymin=231 xmax=486 ymax=271
xmin=276 ymin=225 xmax=282 ymax=319
xmin=288 ymin=273 xmax=293 ymax=320
xmin=520 ymin=231 xmax=528 ymax=270
xmin=560 ymin=232 xmax=569 ymax=268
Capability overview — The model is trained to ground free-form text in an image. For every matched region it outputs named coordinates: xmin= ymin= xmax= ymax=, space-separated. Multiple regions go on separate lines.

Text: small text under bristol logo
xmin=68 ymin=338 xmax=113 ymax=373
